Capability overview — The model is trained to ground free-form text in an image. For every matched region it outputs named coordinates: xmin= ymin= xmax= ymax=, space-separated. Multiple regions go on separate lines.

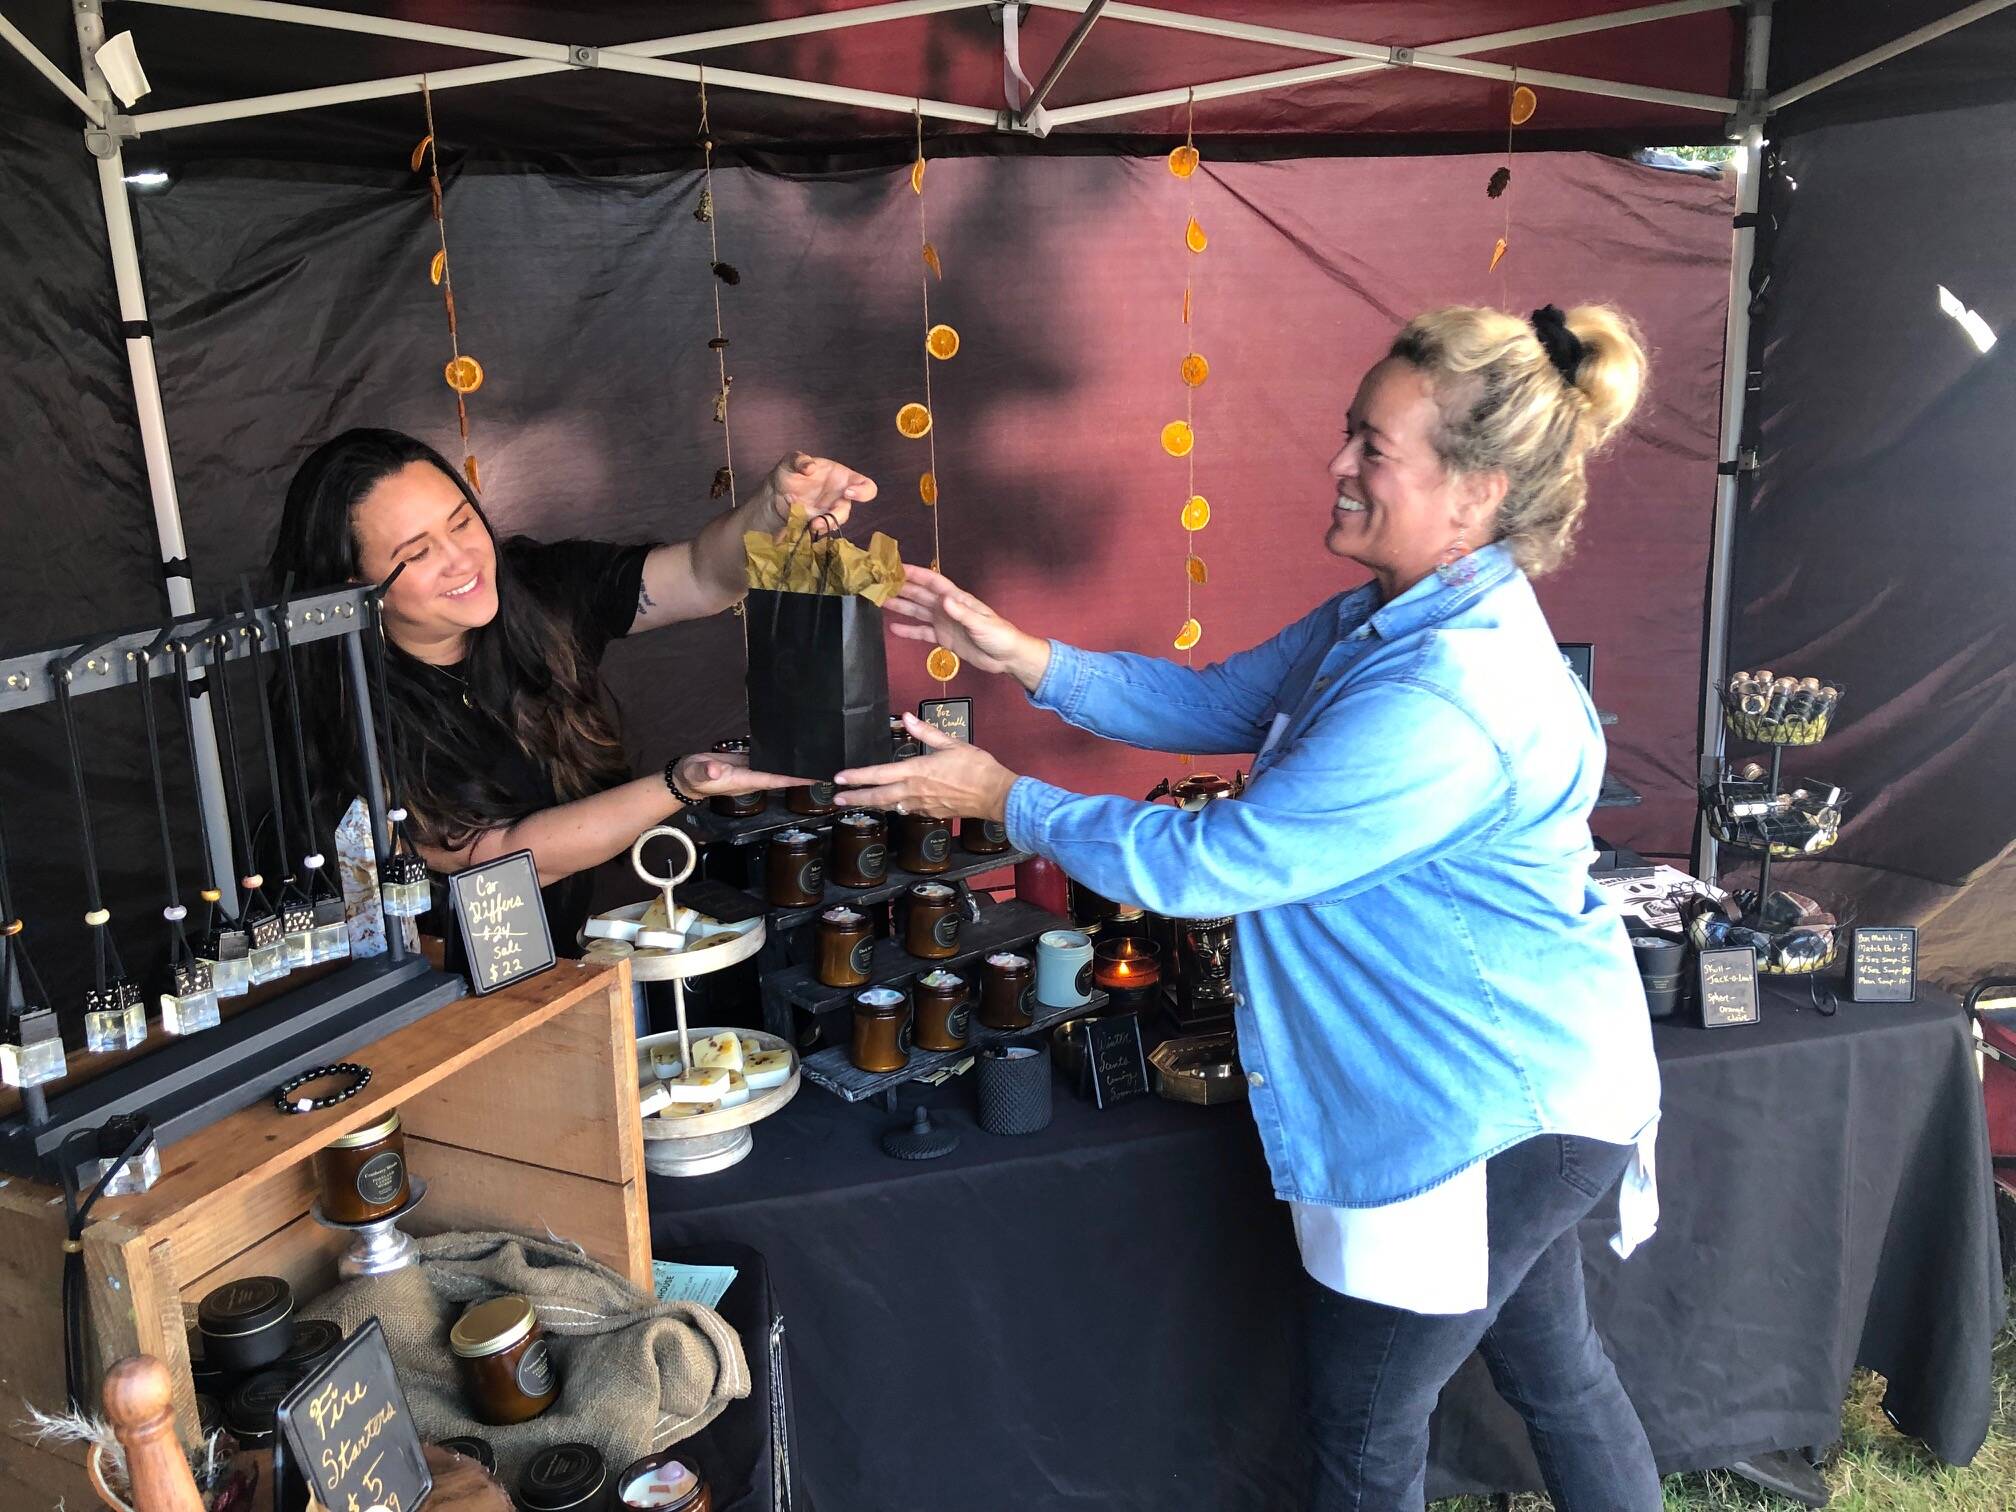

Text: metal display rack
xmin=0 ymin=585 xmax=465 ymax=1181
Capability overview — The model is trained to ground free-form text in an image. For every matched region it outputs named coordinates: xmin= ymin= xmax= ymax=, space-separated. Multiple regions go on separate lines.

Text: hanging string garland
xmin=1164 ymin=93 xmax=1208 ymax=672
xmin=1488 ymin=76 xmax=1537 ymax=275
xmin=414 ymin=78 xmax=484 ymax=494
xmin=697 ymin=69 xmax=739 ymax=496
xmin=898 ymin=102 xmax=963 ymax=688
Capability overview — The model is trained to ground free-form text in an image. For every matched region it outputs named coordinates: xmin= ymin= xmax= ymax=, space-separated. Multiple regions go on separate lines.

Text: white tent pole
xmin=1767 ymin=0 xmax=2016 ymax=111
xmin=1696 ymin=0 xmax=1773 ymax=881
xmin=73 ymin=0 xmax=238 ymax=905
xmin=0 ymin=9 xmax=106 ymax=123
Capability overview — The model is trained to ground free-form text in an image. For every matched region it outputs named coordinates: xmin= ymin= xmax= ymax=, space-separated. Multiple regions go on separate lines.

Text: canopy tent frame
xmin=2 ymin=0 xmax=2009 ymax=888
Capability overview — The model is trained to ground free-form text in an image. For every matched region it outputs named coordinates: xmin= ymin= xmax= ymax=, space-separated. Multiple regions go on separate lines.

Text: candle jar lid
xmin=521 ymin=1442 xmax=608 ymax=1511
xmin=272 ymin=1317 xmax=344 ymax=1376
xmin=437 ymin=1436 xmax=496 ymax=1473
xmin=911 ymin=882 xmax=954 ymax=901
xmin=326 ymin=1109 xmax=401 ymax=1150
xmin=198 ymin=1275 xmax=295 ymax=1339
xmin=451 ymin=1295 xmax=539 ymax=1358
xmin=821 ymin=906 xmax=866 ymax=926
xmin=225 ymin=1369 xmax=299 ymax=1444
xmin=856 ymin=986 xmax=907 ymax=1015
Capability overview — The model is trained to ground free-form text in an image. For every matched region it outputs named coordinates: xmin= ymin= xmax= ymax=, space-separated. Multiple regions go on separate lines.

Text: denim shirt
xmin=1004 ymin=543 xmax=1661 ymax=1207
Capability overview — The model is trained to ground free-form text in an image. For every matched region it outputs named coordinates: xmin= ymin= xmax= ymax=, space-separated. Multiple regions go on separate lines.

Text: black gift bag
xmin=746 ymin=584 xmax=891 ymax=781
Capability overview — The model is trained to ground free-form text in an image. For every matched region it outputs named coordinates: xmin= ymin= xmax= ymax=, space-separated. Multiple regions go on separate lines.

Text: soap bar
xmin=658 ymin=1099 xmax=719 ymax=1119
xmin=744 ymin=1050 xmax=791 ymax=1090
xmin=638 ymin=1084 xmax=672 ymax=1118
xmin=718 ymin=1072 xmax=751 ymax=1109
xmin=648 ymin=1045 xmax=683 ymax=1081
xmin=661 ymin=1067 xmax=730 ymax=1104
xmin=690 ymin=1032 xmax=743 ymax=1074
xmin=584 ymin=915 xmax=642 ymax=943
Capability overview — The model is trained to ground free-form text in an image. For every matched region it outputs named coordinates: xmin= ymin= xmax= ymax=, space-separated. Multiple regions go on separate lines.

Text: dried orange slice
xmin=1161 ymin=420 xmax=1195 ymax=457
xmin=926 ymin=646 xmax=960 ymax=681
xmin=1185 ymin=216 xmax=1208 ymax=254
xmin=926 ymin=324 xmax=960 ymax=360
xmin=409 ymin=134 xmax=432 ymax=173
xmin=1511 ymin=85 xmax=1538 ymax=126
xmin=1173 ymin=618 xmax=1202 ymax=652
xmin=1489 ymin=236 xmax=1508 ymax=272
xmin=463 ymin=453 xmax=482 ymax=492
xmin=1186 ymin=554 xmax=1208 ymax=584
xmin=910 ymin=157 xmax=926 ymax=195
xmin=919 ymin=471 xmax=938 ymax=506
xmin=1180 ymin=352 xmax=1209 ymax=387
xmin=1181 ymin=495 xmax=1211 ymax=531
xmin=444 ymin=356 xmax=484 ymax=394
xmin=1168 ymin=144 xmax=1199 ymax=178
xmin=923 ymin=241 xmax=943 ymax=280
xmin=896 ymin=402 xmax=933 ymax=439
xmin=429 ymin=249 xmax=445 ymax=286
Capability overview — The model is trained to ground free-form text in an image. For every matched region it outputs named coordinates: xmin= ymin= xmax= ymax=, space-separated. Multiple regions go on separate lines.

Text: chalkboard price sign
xmin=1849 ymin=926 xmax=1917 ymax=1003
xmin=275 ymin=1318 xmax=432 ymax=1512
xmin=448 ymin=850 xmax=556 ymax=996
xmin=919 ymin=696 xmax=973 ymax=746
xmin=1083 ymin=1014 xmax=1150 ymax=1108
xmin=1696 ymin=946 xmax=1761 ymax=1029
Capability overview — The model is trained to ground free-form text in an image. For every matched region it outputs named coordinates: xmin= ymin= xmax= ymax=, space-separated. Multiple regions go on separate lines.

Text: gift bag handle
xmin=767 ymin=510 xmax=845 ymax=642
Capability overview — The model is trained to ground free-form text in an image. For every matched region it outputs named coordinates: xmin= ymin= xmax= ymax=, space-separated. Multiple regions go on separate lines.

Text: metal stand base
xmin=314 ymin=1176 xmax=429 ymax=1278
xmin=644 ymin=1125 xmax=755 ymax=1178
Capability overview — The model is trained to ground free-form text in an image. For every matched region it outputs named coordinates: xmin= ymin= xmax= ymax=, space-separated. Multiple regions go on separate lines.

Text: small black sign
xmin=919 ymin=696 xmax=973 ymax=746
xmin=447 ymin=850 xmax=556 ymax=996
xmin=1849 ymin=926 xmax=1917 ymax=1003
xmin=1557 ymin=642 xmax=1595 ymax=699
xmin=1084 ymin=1014 xmax=1150 ymax=1108
xmin=275 ymin=1318 xmax=432 ymax=1512
xmin=1696 ymin=946 xmax=1761 ymax=1029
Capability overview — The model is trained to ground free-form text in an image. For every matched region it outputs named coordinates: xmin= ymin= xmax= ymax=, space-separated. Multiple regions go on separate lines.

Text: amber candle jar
xmin=815 ymin=906 xmax=875 ymax=988
xmin=450 ymin=1295 xmax=560 ymax=1426
xmin=787 ymin=782 xmax=839 ymax=817
xmin=708 ymin=739 xmax=764 ymax=817
xmin=850 ymin=987 xmax=910 ymax=1073
xmin=313 ymin=1110 xmax=409 ymax=1224
xmin=618 ymin=1451 xmax=713 ymax=1511
xmin=911 ymin=969 xmax=972 ymax=1051
xmin=979 ymin=952 xmax=1036 ymax=1030
xmin=830 ymin=811 xmax=888 ymax=888
xmin=960 ymin=817 xmax=1010 ymax=855
xmin=904 ymin=882 xmax=962 ymax=960
xmin=896 ymin=812 xmax=953 ymax=875
xmin=765 ymin=827 xmax=826 ymax=908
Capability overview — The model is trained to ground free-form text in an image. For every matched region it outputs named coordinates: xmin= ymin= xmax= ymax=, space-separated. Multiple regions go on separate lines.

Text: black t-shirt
xmin=418 ymin=536 xmax=652 ymax=954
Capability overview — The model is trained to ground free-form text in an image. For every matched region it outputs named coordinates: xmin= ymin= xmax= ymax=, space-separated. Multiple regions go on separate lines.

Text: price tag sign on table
xmin=1696 ymin=946 xmax=1761 ymax=1029
xmin=1849 ymin=926 xmax=1917 ymax=1002
xmin=275 ymin=1318 xmax=432 ymax=1512
xmin=1083 ymin=1015 xmax=1150 ymax=1108
xmin=448 ymin=850 xmax=555 ymax=996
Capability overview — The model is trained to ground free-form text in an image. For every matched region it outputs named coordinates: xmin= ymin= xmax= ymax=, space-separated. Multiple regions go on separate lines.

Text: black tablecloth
xmin=649 ymin=986 xmax=2004 ymax=1510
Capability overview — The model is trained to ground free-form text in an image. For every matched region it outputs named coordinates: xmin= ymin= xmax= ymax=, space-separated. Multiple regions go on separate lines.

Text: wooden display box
xmin=0 ymin=960 xmax=648 ymax=1502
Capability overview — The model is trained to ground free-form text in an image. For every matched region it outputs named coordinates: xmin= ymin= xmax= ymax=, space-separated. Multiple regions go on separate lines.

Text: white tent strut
xmin=1768 ymin=0 xmax=2016 ymax=112
xmin=0 ymin=10 xmax=105 ymax=123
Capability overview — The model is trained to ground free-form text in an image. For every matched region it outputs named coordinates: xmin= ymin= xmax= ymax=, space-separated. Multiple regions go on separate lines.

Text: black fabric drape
xmin=648 ymin=988 xmax=2002 ymax=1510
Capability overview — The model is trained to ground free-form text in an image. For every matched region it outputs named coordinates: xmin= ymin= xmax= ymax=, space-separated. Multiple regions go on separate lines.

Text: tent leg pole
xmin=1697 ymin=0 xmax=1773 ymax=882
xmin=73 ymin=3 xmax=239 ymax=910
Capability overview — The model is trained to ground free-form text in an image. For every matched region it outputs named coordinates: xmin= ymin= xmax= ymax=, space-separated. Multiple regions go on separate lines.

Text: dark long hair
xmin=269 ymin=429 xmax=629 ymax=851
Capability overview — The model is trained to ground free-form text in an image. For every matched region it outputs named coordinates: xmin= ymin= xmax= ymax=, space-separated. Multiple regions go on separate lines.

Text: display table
xmin=649 ymin=984 xmax=2005 ymax=1511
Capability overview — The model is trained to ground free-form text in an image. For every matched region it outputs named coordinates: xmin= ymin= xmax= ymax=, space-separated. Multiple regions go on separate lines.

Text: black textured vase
xmin=977 ymin=1042 xmax=1052 ymax=1136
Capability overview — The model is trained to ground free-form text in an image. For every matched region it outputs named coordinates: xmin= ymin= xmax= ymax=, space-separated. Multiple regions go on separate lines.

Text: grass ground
xmin=1439 ymin=1286 xmax=2015 ymax=1511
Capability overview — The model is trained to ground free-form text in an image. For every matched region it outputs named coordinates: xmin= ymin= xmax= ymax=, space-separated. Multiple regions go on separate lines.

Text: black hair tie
xmin=1530 ymin=304 xmax=1585 ymax=383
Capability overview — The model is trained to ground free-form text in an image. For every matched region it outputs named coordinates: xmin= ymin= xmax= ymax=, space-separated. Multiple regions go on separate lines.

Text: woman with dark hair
xmin=269 ymin=427 xmax=874 ymax=947
xmin=839 ymin=306 xmax=1664 ymax=1509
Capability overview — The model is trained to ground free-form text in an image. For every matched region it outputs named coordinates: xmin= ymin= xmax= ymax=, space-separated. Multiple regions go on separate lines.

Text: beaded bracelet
xmin=273 ymin=1062 xmax=372 ymax=1114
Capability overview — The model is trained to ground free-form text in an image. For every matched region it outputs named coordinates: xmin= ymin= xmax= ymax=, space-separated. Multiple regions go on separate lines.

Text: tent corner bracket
xmin=1388 ymin=46 xmax=1415 ymax=68
xmin=83 ymin=115 xmax=136 ymax=157
xmin=566 ymin=45 xmax=598 ymax=69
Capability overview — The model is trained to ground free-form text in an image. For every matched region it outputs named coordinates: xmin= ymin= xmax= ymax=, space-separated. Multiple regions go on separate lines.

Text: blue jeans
xmin=1301 ymin=1134 xmax=1661 ymax=1511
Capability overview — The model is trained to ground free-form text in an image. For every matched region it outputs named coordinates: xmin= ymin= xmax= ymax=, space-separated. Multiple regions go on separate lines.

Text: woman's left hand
xmin=835 ymin=713 xmax=1019 ymax=822
xmin=762 ymin=452 xmax=877 ymax=536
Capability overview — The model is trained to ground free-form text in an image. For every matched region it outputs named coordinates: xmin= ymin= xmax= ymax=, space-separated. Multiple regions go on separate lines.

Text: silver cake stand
xmin=311 ymin=1175 xmax=429 ymax=1278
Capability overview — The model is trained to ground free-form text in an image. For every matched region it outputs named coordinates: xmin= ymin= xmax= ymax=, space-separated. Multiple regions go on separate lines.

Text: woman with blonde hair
xmin=839 ymin=304 xmax=1666 ymax=1509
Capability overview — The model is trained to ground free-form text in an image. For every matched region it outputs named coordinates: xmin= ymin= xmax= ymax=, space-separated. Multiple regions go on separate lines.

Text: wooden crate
xmin=0 ymin=959 xmax=647 ymax=1501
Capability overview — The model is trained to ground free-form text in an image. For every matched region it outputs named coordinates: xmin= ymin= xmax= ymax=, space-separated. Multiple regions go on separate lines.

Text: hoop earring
xmin=1435 ymin=536 xmax=1477 ymax=587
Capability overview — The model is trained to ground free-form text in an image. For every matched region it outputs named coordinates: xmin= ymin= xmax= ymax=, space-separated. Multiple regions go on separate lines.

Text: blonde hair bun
xmin=1562 ymin=304 xmax=1648 ymax=446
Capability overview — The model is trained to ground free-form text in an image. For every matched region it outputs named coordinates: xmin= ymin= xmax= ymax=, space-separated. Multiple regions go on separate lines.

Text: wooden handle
xmin=102 ymin=1356 xmax=204 ymax=1512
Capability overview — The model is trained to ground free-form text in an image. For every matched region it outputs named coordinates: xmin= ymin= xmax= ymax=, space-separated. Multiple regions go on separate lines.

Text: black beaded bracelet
xmin=663 ymin=757 xmax=706 ymax=809
xmin=274 ymin=1063 xmax=372 ymax=1114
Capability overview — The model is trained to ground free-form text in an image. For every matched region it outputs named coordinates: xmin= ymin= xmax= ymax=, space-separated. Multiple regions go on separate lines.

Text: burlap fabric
xmin=302 ymin=1230 xmax=749 ymax=1487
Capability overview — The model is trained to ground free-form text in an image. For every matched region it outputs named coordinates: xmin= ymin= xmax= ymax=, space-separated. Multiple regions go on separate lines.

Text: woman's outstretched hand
xmin=761 ymin=453 xmax=877 ymax=536
xmin=673 ymin=749 xmax=806 ymax=799
xmin=883 ymin=564 xmax=1051 ymax=690
xmin=834 ymin=712 xmax=1019 ymax=822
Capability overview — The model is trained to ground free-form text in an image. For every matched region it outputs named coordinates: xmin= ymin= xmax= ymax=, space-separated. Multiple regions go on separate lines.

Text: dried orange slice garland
xmin=696 ymin=72 xmax=738 ymax=509
xmin=414 ymin=81 xmax=481 ymax=492
xmin=903 ymin=104 xmax=962 ymax=688
xmin=1489 ymin=75 xmax=1536 ymax=275
xmin=1165 ymin=93 xmax=1209 ymax=683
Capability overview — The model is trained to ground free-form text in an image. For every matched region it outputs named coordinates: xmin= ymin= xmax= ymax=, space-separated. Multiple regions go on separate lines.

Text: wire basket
xmin=1717 ymin=672 xmax=1844 ymax=746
